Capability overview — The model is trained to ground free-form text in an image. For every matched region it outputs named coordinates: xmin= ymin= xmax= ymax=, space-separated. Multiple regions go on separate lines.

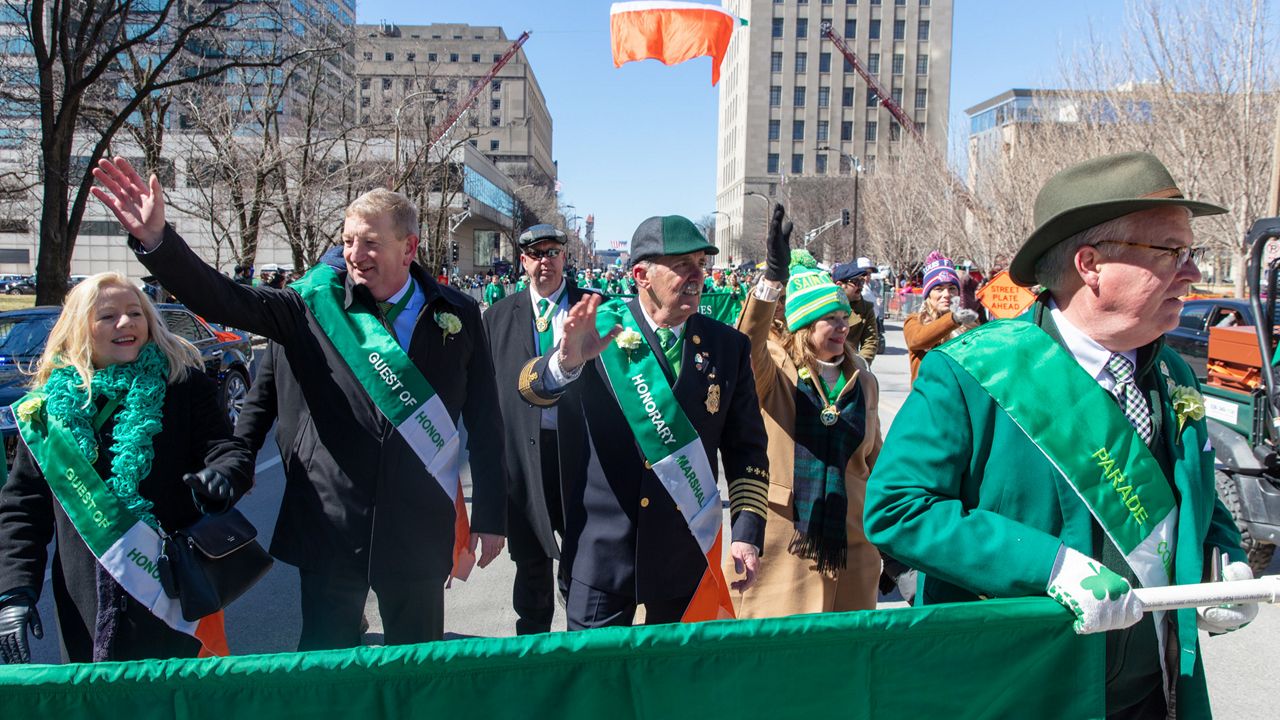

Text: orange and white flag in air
xmin=610 ymin=2 xmax=746 ymax=85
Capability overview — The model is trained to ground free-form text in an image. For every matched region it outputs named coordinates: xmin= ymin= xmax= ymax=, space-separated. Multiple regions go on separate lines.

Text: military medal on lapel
xmin=705 ymin=383 xmax=721 ymax=414
xmin=820 ymin=404 xmax=839 ymax=426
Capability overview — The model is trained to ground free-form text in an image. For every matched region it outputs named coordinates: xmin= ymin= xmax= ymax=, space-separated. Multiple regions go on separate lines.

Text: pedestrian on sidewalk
xmin=727 ymin=205 xmax=882 ymax=618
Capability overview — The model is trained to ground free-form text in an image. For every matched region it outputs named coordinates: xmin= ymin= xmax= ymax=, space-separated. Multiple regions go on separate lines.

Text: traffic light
xmin=841 ymin=209 xmax=850 ymax=226
xmin=450 ymin=241 xmax=459 ymax=262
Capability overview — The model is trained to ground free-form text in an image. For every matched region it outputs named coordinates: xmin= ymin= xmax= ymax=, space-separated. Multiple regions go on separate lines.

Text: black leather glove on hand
xmin=0 ymin=600 xmax=43 ymax=664
xmin=764 ymin=203 xmax=793 ymax=283
xmin=183 ymin=468 xmax=234 ymax=509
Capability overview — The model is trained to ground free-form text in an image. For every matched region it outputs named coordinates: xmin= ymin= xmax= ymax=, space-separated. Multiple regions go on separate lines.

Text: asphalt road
xmin=21 ymin=322 xmax=1280 ymax=715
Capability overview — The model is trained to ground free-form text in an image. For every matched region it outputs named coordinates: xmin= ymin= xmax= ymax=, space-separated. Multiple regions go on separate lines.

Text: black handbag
xmin=156 ymin=509 xmax=274 ymax=622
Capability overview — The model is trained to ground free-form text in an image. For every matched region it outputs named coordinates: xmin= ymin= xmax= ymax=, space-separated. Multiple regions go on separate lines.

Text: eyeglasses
xmin=524 ymin=247 xmax=563 ymax=260
xmin=1092 ymin=241 xmax=1206 ymax=266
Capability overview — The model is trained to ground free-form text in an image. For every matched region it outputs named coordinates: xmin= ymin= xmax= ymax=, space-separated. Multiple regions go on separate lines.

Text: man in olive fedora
xmin=865 ymin=152 xmax=1256 ymax=717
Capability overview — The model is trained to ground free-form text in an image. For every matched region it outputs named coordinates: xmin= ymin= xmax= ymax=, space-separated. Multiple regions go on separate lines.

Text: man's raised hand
xmin=558 ymin=294 xmax=622 ymax=372
xmin=90 ymin=157 xmax=166 ymax=249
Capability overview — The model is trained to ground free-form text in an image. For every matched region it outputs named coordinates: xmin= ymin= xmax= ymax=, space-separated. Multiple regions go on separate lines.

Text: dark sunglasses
xmin=524 ymin=247 xmax=563 ymax=260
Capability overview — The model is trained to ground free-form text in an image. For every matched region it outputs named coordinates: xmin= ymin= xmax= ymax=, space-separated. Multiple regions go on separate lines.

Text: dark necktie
xmin=1107 ymin=353 xmax=1153 ymax=445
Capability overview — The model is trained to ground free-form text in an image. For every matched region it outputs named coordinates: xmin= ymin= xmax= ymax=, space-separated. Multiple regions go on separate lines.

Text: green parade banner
xmin=0 ymin=599 xmax=1100 ymax=718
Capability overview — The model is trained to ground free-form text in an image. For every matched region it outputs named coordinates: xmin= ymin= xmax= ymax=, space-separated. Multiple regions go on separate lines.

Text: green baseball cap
xmin=628 ymin=215 xmax=719 ymax=267
xmin=1009 ymin=152 xmax=1227 ymax=287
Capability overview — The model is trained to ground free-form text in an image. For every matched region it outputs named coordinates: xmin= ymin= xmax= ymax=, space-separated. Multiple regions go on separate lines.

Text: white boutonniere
xmin=436 ymin=312 xmax=462 ymax=345
xmin=615 ymin=328 xmax=644 ymax=361
xmin=1171 ymin=385 xmax=1205 ymax=436
xmin=797 ymin=366 xmax=812 ymax=380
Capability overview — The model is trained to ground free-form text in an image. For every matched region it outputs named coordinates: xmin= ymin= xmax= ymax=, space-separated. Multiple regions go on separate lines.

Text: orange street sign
xmin=976 ymin=270 xmax=1037 ymax=319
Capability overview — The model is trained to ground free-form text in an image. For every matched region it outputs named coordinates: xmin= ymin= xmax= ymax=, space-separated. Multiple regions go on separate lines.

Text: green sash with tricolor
xmin=14 ymin=392 xmax=229 ymax=656
xmin=595 ymin=299 xmax=734 ymax=622
xmin=939 ymin=321 xmax=1179 ymax=694
xmin=292 ymin=265 xmax=475 ymax=580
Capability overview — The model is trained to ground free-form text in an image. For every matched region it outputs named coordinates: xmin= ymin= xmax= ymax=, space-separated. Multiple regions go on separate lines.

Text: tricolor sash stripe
xmin=291 ymin=265 xmax=474 ymax=579
xmin=595 ymin=300 xmax=734 ymax=622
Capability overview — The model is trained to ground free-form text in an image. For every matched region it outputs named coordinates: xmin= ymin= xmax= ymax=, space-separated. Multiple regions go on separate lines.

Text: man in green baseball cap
xmin=866 ymin=152 xmax=1255 ymax=718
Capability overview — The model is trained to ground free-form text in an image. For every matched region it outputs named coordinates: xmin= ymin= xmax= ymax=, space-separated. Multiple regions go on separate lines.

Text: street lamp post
xmin=394 ymin=89 xmax=445 ymax=176
xmin=817 ymin=146 xmax=864 ymax=258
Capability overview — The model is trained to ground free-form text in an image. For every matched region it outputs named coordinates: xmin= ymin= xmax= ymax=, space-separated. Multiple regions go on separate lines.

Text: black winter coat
xmin=0 ymin=369 xmax=252 ymax=662
xmin=136 ymin=226 xmax=507 ymax=580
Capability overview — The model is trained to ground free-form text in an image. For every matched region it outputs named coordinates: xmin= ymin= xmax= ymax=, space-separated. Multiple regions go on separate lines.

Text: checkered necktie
xmin=1107 ymin=353 xmax=1153 ymax=445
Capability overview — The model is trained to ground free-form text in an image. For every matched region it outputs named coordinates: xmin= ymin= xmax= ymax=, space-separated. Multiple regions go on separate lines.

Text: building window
xmin=866 ymin=88 xmax=878 ymax=107
xmin=892 ymin=53 xmax=904 ymax=74
xmin=767 ymin=153 xmax=779 ymax=173
xmin=841 ymin=120 xmax=853 ymax=141
xmin=472 ymin=54 xmax=481 ymax=62
xmin=428 ymin=52 xmax=437 ymax=61
xmin=797 ymin=18 xmax=808 ymax=38
xmin=916 ymin=54 xmax=928 ymax=74
xmin=769 ymin=85 xmax=782 ymax=106
xmin=768 ymin=119 xmax=780 ymax=140
xmin=491 ymin=99 xmax=501 ymax=110
xmin=894 ymin=20 xmax=905 ymax=40
xmin=920 ymin=0 xmax=930 ymax=5
xmin=772 ymin=18 xmax=783 ymax=38
xmin=891 ymin=87 xmax=903 ymax=104
xmin=844 ymin=19 xmax=856 ymax=37
xmin=771 ymin=52 xmax=782 ymax=72
xmin=491 ymin=116 xmax=501 ymax=127
xmin=869 ymin=19 xmax=880 ymax=39
xmin=791 ymin=153 xmax=804 ymax=174
xmin=915 ymin=88 xmax=927 ymax=108
xmin=792 ymin=120 xmax=805 ymax=140
xmin=450 ymin=53 xmax=458 ymax=62
xmin=865 ymin=121 xmax=878 ymax=141
xmin=890 ymin=121 xmax=901 ymax=141
xmin=823 ymin=0 xmax=833 ymax=5
xmin=381 ymin=77 xmax=392 ymax=90
xmin=817 ymin=120 xmax=829 ymax=142
xmin=896 ymin=0 xmax=906 ymax=4
xmin=359 ymin=77 xmax=370 ymax=90
xmin=815 ymin=154 xmax=827 ymax=174
xmin=842 ymin=87 xmax=854 ymax=107
xmin=839 ymin=154 xmax=851 ymax=174
xmin=796 ymin=52 xmax=807 ymax=73
xmin=406 ymin=52 xmax=416 ymax=62
xmin=794 ymin=86 xmax=806 ymax=106
xmin=494 ymin=54 xmax=501 ymax=62
xmin=492 ymin=80 xmax=501 ymax=91
xmin=819 ymin=52 xmax=831 ymax=72
xmin=918 ymin=20 xmax=930 ymax=41
xmin=360 ymin=97 xmax=370 ymax=108
xmin=818 ymin=86 xmax=830 ymax=106
xmin=798 ymin=0 xmax=807 ymax=3
xmin=384 ymin=52 xmax=394 ymax=61
xmin=871 ymin=0 xmax=881 ymax=4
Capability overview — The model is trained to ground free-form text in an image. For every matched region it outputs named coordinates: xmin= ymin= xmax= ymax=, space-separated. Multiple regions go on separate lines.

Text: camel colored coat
xmin=724 ymin=290 xmax=883 ymax=618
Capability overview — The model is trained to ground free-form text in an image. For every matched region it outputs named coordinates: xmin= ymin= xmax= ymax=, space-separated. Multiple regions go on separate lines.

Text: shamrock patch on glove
xmin=1047 ymin=546 xmax=1145 ymax=635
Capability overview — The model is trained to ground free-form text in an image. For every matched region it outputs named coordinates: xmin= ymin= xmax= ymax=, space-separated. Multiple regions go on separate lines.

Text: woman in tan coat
xmin=903 ymin=251 xmax=980 ymax=383
xmin=726 ymin=235 xmax=882 ymax=618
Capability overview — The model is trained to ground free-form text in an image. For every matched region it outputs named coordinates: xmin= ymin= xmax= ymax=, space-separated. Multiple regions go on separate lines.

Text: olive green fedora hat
xmin=1009 ymin=152 xmax=1227 ymax=287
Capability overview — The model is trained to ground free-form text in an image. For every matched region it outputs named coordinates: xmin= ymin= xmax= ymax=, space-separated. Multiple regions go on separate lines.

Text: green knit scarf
xmin=42 ymin=343 xmax=169 ymax=530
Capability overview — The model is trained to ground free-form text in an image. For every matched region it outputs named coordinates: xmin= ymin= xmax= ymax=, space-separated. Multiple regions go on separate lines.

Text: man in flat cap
xmin=831 ymin=261 xmax=880 ymax=365
xmin=864 ymin=152 xmax=1255 ymax=717
xmin=517 ymin=215 xmax=770 ymax=629
xmin=483 ymin=224 xmax=593 ymax=634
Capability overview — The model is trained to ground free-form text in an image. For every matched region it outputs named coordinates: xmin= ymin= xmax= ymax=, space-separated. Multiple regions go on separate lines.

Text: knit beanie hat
xmin=785 ymin=249 xmax=851 ymax=331
xmin=921 ymin=251 xmax=960 ymax=297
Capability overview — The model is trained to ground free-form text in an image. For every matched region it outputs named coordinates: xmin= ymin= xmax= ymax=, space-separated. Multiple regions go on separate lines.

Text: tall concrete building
xmin=715 ymin=0 xmax=953 ymax=263
xmin=354 ymin=23 xmax=555 ymax=186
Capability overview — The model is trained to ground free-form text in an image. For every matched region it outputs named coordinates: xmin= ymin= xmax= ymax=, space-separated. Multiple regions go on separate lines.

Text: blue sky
xmin=355 ymin=0 xmax=1126 ymax=250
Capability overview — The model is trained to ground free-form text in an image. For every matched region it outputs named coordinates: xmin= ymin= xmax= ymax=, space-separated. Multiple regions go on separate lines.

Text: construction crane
xmin=427 ymin=30 xmax=531 ymax=153
xmin=819 ymin=21 xmax=983 ymax=216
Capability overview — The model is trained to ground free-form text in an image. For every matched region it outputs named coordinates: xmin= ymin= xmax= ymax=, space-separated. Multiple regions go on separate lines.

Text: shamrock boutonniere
xmin=435 ymin=312 xmax=462 ymax=345
xmin=15 ymin=396 xmax=43 ymax=425
xmin=615 ymin=328 xmax=644 ymax=362
xmin=1171 ymin=385 xmax=1205 ymax=437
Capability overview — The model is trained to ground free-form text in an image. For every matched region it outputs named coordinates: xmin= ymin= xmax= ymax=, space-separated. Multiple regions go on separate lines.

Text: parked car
xmin=0 ymin=304 xmax=253 ymax=458
xmin=1 ymin=275 xmax=35 ymax=295
xmin=1163 ymin=298 xmax=1256 ymax=378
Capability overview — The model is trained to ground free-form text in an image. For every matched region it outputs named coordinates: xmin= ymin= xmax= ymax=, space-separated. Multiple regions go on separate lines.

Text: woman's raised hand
xmin=90 ymin=157 xmax=166 ymax=249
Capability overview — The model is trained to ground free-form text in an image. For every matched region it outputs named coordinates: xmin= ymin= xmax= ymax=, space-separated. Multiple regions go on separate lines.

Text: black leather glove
xmin=764 ymin=203 xmax=793 ymax=283
xmin=0 ymin=598 xmax=43 ymax=664
xmin=183 ymin=468 xmax=234 ymax=506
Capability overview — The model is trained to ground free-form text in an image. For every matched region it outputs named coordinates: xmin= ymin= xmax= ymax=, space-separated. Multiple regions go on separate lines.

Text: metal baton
xmin=1132 ymin=576 xmax=1280 ymax=611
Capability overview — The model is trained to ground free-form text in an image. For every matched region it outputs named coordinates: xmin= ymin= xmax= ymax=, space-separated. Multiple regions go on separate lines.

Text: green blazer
xmin=864 ymin=300 xmax=1244 ymax=717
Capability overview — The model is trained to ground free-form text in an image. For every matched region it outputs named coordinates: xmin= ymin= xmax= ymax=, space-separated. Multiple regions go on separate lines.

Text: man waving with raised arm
xmin=92 ymin=157 xmax=506 ymax=650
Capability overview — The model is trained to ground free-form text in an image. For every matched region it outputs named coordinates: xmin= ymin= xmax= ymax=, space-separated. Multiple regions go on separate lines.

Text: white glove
xmin=1047 ymin=546 xmax=1145 ymax=635
xmin=1197 ymin=556 xmax=1258 ymax=634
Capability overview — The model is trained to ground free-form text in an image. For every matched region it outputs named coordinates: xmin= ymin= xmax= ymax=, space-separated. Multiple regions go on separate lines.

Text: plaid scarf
xmin=789 ymin=370 xmax=865 ymax=573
